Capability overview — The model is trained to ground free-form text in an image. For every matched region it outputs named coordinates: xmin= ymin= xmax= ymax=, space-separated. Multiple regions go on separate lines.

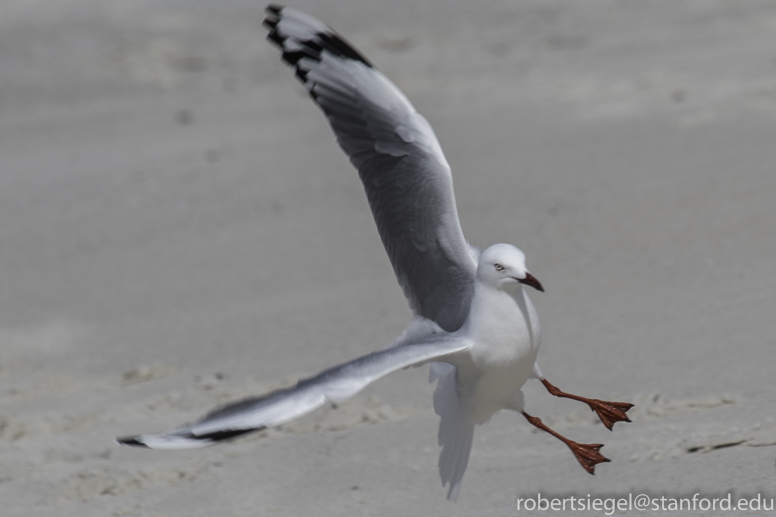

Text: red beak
xmin=518 ymin=273 xmax=544 ymax=292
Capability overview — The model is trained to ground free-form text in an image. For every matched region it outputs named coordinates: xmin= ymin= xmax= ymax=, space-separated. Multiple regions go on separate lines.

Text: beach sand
xmin=1 ymin=1 xmax=775 ymax=515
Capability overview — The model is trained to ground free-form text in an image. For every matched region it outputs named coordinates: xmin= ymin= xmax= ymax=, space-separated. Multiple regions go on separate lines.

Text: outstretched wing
xmin=264 ymin=5 xmax=477 ymax=332
xmin=117 ymin=336 xmax=471 ymax=449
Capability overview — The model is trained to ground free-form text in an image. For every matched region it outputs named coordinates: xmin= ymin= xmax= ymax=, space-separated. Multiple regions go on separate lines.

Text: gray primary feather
xmin=264 ymin=6 xmax=477 ymax=332
xmin=116 ymin=335 xmax=471 ymax=449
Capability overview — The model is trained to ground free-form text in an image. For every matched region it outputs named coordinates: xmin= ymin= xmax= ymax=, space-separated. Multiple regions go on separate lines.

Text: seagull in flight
xmin=118 ymin=4 xmax=633 ymax=501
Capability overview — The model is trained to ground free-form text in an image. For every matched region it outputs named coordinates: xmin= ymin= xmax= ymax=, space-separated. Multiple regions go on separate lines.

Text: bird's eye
xmin=494 ymin=263 xmax=505 ymax=272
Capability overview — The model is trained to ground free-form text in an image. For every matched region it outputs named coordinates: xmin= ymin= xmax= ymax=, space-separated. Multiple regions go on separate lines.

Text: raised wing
xmin=264 ymin=5 xmax=477 ymax=331
xmin=117 ymin=336 xmax=471 ymax=449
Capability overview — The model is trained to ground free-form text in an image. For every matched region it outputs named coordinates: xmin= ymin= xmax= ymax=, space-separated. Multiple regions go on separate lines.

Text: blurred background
xmin=1 ymin=1 xmax=775 ymax=515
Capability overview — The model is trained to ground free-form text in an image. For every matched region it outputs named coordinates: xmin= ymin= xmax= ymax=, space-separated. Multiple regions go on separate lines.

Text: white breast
xmin=454 ymin=284 xmax=542 ymax=423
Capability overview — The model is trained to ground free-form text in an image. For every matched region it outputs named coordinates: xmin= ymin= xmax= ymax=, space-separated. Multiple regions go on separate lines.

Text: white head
xmin=476 ymin=243 xmax=544 ymax=292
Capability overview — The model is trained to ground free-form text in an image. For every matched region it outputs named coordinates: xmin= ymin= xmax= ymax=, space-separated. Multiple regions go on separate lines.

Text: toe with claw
xmin=587 ymin=399 xmax=634 ymax=431
xmin=566 ymin=440 xmax=610 ymax=474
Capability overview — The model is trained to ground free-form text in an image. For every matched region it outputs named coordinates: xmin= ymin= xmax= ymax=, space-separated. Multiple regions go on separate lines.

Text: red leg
xmin=541 ymin=378 xmax=633 ymax=431
xmin=522 ymin=411 xmax=609 ymax=474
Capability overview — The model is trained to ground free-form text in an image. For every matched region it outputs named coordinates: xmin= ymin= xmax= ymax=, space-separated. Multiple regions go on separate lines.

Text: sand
xmin=1 ymin=1 xmax=775 ymax=515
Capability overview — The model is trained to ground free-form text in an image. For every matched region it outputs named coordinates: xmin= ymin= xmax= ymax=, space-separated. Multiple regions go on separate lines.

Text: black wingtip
xmin=280 ymin=50 xmax=305 ymax=66
xmin=185 ymin=428 xmax=262 ymax=442
xmin=265 ymin=4 xmax=284 ymax=16
xmin=295 ymin=67 xmax=309 ymax=82
xmin=262 ymin=5 xmax=374 ymax=70
xmin=116 ymin=436 xmax=149 ymax=448
xmin=263 ymin=5 xmax=282 ymax=34
xmin=266 ymin=30 xmax=284 ymax=48
xmin=317 ymin=32 xmax=373 ymax=68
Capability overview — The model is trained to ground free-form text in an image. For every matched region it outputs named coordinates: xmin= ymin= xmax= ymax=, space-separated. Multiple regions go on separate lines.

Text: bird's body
xmin=451 ymin=252 xmax=542 ymax=425
xmin=117 ymin=5 xmax=633 ymax=502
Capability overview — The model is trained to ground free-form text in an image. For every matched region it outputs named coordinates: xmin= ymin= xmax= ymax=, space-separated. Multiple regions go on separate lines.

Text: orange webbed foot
xmin=566 ymin=440 xmax=610 ymax=474
xmin=586 ymin=399 xmax=634 ymax=431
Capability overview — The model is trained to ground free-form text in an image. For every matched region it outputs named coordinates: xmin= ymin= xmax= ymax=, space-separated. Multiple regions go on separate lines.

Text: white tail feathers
xmin=429 ymin=362 xmax=475 ymax=502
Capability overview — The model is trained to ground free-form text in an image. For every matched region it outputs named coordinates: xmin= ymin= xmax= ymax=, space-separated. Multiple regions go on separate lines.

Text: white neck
xmin=465 ymin=281 xmax=540 ymax=348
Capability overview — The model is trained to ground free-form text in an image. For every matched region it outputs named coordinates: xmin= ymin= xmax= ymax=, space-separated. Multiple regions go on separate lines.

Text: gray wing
xmin=116 ymin=335 xmax=471 ymax=449
xmin=264 ymin=5 xmax=477 ymax=332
